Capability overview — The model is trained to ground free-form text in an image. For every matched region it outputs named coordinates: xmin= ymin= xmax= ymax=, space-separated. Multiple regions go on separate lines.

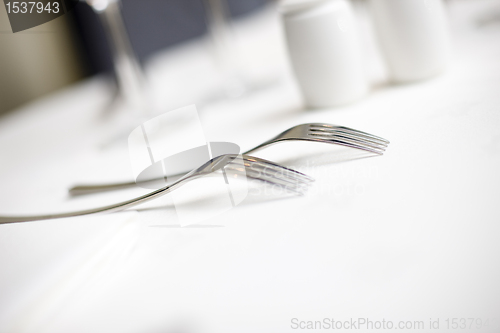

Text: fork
xmin=245 ymin=123 xmax=389 ymax=155
xmin=0 ymin=155 xmax=313 ymax=224
xmin=70 ymin=123 xmax=389 ymax=195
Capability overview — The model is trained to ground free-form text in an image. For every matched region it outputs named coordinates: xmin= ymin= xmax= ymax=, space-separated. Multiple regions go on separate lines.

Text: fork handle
xmin=243 ymin=138 xmax=282 ymax=155
xmin=67 ymin=140 xmax=276 ymax=196
xmin=0 ymin=181 xmax=185 ymax=224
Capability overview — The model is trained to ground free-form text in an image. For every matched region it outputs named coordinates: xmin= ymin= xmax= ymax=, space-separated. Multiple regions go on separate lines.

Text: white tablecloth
xmin=1 ymin=1 xmax=500 ymax=332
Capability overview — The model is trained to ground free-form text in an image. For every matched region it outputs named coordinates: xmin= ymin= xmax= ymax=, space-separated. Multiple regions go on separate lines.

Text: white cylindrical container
xmin=369 ymin=0 xmax=450 ymax=83
xmin=280 ymin=0 xmax=368 ymax=108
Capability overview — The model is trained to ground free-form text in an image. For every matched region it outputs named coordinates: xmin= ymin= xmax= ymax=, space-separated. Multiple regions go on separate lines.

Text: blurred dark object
xmin=73 ymin=0 xmax=270 ymax=76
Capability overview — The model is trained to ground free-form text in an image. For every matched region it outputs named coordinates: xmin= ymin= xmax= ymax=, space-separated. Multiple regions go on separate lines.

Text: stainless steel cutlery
xmin=0 ymin=155 xmax=313 ymax=224
xmin=70 ymin=123 xmax=389 ymax=195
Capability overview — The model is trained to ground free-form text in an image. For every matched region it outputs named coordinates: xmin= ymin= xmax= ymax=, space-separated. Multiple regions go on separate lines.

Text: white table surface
xmin=1 ymin=1 xmax=500 ymax=332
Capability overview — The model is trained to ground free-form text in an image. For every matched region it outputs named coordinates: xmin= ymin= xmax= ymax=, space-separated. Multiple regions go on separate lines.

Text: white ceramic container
xmin=369 ymin=0 xmax=450 ymax=82
xmin=280 ymin=0 xmax=369 ymax=108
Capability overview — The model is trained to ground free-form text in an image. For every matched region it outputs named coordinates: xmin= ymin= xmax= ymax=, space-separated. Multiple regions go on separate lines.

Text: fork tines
xmin=227 ymin=155 xmax=314 ymax=195
xmin=307 ymin=123 xmax=390 ymax=155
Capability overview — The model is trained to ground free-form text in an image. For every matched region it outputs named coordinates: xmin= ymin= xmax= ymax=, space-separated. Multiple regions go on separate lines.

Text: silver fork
xmin=0 ymin=155 xmax=313 ymax=224
xmin=70 ymin=123 xmax=389 ymax=195
xmin=246 ymin=123 xmax=389 ymax=155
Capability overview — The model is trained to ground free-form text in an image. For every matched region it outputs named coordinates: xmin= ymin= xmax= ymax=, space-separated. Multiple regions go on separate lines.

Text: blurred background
xmin=0 ymin=0 xmax=269 ymax=115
